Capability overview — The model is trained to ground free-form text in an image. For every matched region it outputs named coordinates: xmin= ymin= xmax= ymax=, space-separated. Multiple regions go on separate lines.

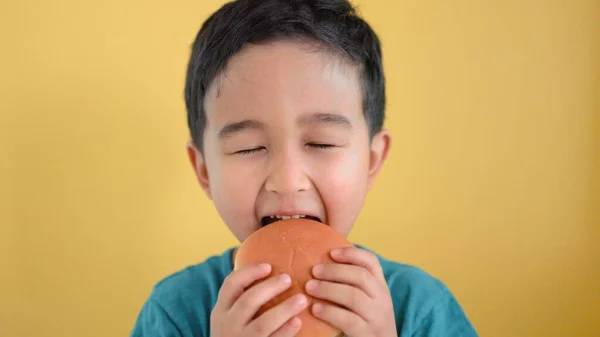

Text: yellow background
xmin=1 ymin=0 xmax=599 ymax=336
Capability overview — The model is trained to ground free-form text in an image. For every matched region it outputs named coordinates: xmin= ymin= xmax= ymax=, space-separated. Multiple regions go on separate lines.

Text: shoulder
xmin=129 ymin=248 xmax=235 ymax=337
xmin=152 ymin=248 xmax=233 ymax=313
xmin=358 ymin=245 xmax=479 ymax=337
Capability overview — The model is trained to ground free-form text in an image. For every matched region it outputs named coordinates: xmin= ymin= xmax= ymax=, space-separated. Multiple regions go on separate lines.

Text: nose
xmin=264 ymin=150 xmax=311 ymax=195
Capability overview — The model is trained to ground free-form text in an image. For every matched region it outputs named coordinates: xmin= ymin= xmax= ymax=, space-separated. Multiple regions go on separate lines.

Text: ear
xmin=367 ymin=129 xmax=391 ymax=189
xmin=186 ymin=141 xmax=212 ymax=200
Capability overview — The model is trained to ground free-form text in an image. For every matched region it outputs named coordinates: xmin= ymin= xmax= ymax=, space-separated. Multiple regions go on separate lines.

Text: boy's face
xmin=187 ymin=41 xmax=390 ymax=242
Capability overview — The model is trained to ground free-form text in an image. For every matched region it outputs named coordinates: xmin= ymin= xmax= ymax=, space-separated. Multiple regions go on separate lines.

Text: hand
xmin=305 ymin=247 xmax=397 ymax=337
xmin=211 ymin=263 xmax=309 ymax=337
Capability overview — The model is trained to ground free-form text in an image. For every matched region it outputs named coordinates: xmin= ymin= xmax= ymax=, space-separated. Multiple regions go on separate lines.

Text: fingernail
xmin=305 ymin=279 xmax=318 ymax=291
xmin=293 ymin=294 xmax=307 ymax=307
xmin=290 ymin=317 xmax=301 ymax=328
xmin=260 ymin=263 xmax=271 ymax=272
xmin=279 ymin=273 xmax=291 ymax=284
xmin=312 ymin=303 xmax=323 ymax=314
xmin=330 ymin=248 xmax=341 ymax=257
xmin=312 ymin=264 xmax=324 ymax=276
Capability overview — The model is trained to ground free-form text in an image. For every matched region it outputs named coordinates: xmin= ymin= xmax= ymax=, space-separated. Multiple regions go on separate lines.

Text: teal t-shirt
xmin=130 ymin=246 xmax=477 ymax=336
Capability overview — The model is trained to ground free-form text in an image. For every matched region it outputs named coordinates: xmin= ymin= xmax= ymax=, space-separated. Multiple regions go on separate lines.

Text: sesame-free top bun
xmin=234 ymin=218 xmax=353 ymax=337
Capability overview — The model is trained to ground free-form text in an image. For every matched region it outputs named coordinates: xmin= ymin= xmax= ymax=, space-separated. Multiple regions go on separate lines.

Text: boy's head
xmin=185 ymin=0 xmax=391 ymax=242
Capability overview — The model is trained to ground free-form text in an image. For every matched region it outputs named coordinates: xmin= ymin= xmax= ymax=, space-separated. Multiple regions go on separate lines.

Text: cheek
xmin=208 ymin=159 xmax=264 ymax=221
xmin=314 ymin=149 xmax=370 ymax=228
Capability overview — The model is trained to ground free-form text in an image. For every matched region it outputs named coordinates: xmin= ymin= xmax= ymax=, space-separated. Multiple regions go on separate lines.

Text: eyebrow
xmin=218 ymin=113 xmax=352 ymax=139
xmin=299 ymin=113 xmax=353 ymax=129
xmin=218 ymin=119 xmax=264 ymax=139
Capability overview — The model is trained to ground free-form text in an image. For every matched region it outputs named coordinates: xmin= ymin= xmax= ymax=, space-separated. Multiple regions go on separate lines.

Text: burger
xmin=234 ymin=218 xmax=353 ymax=337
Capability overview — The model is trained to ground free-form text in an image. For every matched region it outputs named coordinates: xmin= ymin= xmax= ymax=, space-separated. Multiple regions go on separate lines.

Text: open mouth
xmin=261 ymin=214 xmax=322 ymax=227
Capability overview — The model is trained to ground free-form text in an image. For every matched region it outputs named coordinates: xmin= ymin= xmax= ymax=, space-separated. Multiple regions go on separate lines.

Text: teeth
xmin=268 ymin=214 xmax=308 ymax=220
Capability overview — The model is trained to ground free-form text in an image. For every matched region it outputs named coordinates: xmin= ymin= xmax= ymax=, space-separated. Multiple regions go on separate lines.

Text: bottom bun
xmin=234 ymin=219 xmax=353 ymax=337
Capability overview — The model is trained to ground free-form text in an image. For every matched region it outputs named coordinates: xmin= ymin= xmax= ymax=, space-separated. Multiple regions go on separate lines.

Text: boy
xmin=131 ymin=0 xmax=478 ymax=336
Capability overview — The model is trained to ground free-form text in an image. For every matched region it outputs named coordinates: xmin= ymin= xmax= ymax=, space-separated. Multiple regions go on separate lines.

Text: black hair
xmin=184 ymin=0 xmax=385 ymax=152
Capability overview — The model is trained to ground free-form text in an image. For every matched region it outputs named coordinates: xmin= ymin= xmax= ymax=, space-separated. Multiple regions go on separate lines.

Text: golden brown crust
xmin=234 ymin=219 xmax=353 ymax=337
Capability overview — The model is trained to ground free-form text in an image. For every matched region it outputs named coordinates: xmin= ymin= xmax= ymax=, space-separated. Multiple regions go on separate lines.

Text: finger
xmin=312 ymin=301 xmax=366 ymax=337
xmin=269 ymin=317 xmax=302 ymax=337
xmin=247 ymin=294 xmax=307 ymax=337
xmin=230 ymin=273 xmax=293 ymax=324
xmin=330 ymin=247 xmax=384 ymax=281
xmin=312 ymin=263 xmax=378 ymax=297
xmin=217 ymin=263 xmax=272 ymax=311
xmin=305 ymin=280 xmax=370 ymax=319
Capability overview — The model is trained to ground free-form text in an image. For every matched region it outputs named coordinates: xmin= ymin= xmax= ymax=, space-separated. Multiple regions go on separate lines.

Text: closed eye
xmin=307 ymin=143 xmax=335 ymax=149
xmin=234 ymin=147 xmax=266 ymax=155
